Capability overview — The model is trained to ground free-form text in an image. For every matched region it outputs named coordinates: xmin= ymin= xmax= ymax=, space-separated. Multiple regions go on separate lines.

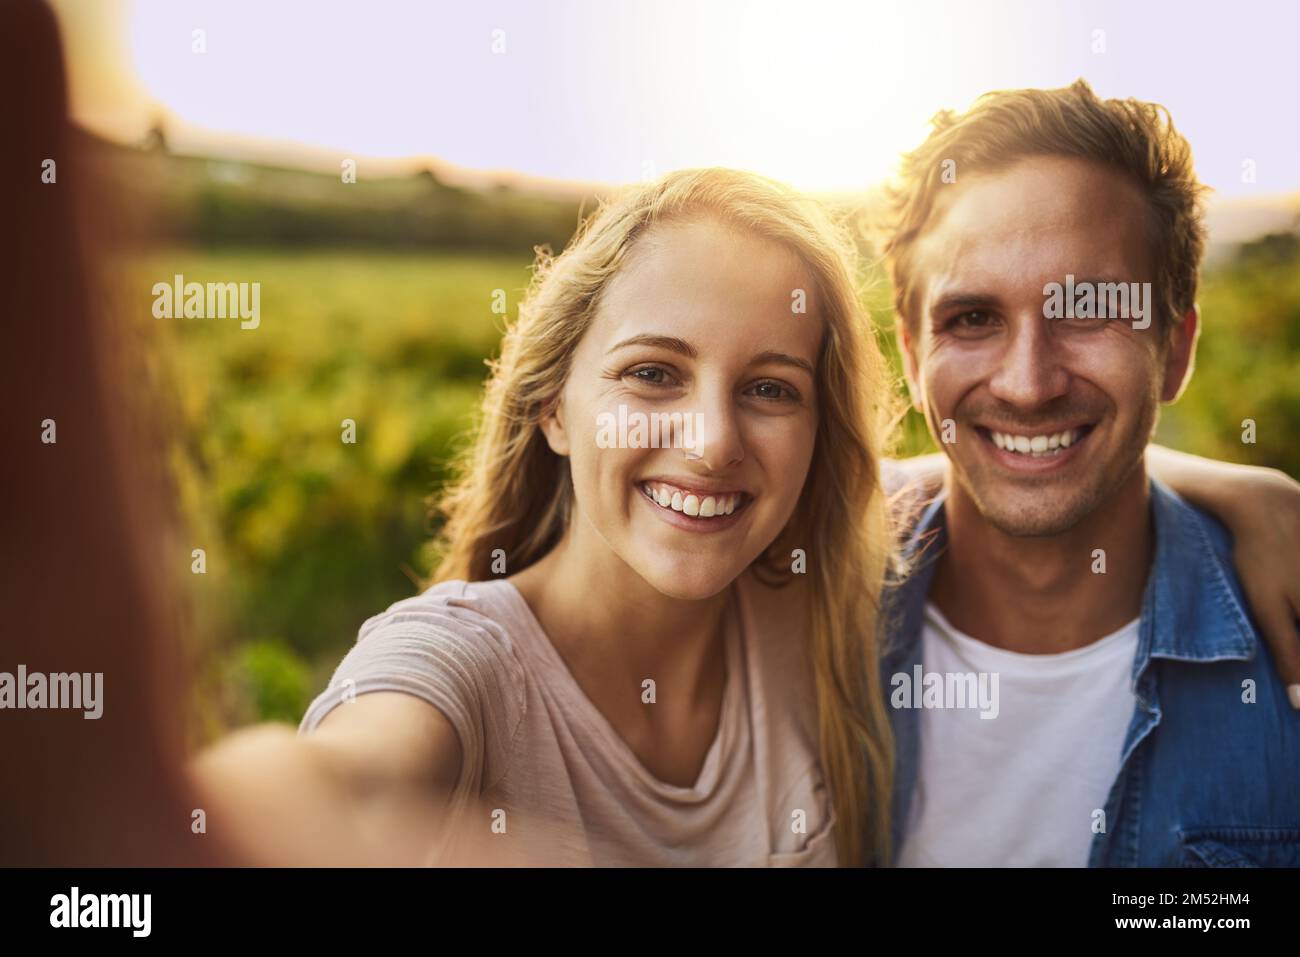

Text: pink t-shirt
xmin=299 ymin=572 xmax=838 ymax=866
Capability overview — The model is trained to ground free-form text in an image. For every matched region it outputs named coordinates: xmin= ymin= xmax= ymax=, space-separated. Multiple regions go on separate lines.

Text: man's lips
xmin=973 ymin=423 xmax=1097 ymax=472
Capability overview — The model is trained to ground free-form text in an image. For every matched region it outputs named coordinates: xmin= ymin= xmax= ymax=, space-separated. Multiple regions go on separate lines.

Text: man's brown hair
xmin=881 ymin=79 xmax=1210 ymax=339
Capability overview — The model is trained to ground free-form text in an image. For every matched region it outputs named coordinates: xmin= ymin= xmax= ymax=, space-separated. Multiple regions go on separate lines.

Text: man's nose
xmin=987 ymin=316 xmax=1071 ymax=410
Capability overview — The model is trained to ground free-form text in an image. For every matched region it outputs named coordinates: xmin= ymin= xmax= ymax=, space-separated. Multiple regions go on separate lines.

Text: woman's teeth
xmin=641 ymin=482 xmax=741 ymax=517
xmin=990 ymin=428 xmax=1081 ymax=457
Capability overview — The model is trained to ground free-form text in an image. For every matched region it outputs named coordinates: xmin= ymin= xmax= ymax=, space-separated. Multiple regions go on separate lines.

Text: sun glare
xmin=122 ymin=0 xmax=1029 ymax=191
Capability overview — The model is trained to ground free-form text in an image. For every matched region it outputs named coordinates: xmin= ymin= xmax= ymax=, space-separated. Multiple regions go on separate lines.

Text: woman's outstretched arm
xmin=190 ymin=692 xmax=470 ymax=866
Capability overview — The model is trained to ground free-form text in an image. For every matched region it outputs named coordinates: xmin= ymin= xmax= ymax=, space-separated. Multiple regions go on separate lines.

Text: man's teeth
xmin=990 ymin=428 xmax=1081 ymax=457
xmin=642 ymin=483 xmax=741 ymax=517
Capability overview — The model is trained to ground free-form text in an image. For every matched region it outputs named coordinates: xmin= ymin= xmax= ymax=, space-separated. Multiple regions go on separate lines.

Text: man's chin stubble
xmin=980 ymin=499 xmax=1100 ymax=537
xmin=961 ymin=473 xmax=1111 ymax=538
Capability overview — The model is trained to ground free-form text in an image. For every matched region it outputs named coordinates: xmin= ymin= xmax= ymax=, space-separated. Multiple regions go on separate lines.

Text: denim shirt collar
xmin=881 ymin=476 xmax=1259 ymax=861
xmin=1134 ymin=477 xmax=1257 ymax=666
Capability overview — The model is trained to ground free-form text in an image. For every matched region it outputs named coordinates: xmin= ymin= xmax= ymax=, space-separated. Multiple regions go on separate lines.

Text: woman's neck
xmin=507 ymin=515 xmax=731 ymax=705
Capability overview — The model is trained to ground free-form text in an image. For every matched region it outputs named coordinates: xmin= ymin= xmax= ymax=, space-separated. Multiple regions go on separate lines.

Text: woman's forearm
xmin=190 ymin=723 xmax=451 ymax=866
xmin=1145 ymin=444 xmax=1272 ymax=518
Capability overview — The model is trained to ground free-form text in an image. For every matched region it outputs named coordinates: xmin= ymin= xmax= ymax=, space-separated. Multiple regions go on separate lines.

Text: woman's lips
xmin=640 ymin=480 xmax=744 ymax=517
xmin=637 ymin=481 xmax=751 ymax=532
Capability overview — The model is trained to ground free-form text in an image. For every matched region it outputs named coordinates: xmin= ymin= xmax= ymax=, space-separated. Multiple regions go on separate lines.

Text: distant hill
xmin=1203 ymin=196 xmax=1300 ymax=264
xmin=81 ymin=127 xmax=1299 ymax=260
xmin=81 ymin=127 xmax=589 ymax=255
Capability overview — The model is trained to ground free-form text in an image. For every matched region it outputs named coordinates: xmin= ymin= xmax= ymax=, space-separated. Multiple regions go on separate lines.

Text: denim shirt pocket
xmin=1178 ymin=827 xmax=1300 ymax=867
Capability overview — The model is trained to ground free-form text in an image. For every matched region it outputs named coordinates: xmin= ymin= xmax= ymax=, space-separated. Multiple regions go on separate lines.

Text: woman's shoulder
xmin=358 ymin=578 xmax=530 ymax=648
xmin=347 ymin=578 xmax=533 ymax=707
xmin=302 ymin=578 xmax=530 ymax=794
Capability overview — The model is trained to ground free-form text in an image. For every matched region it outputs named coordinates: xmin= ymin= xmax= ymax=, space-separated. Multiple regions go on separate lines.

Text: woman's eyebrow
xmin=607 ymin=334 xmax=697 ymax=358
xmin=606 ymin=336 xmax=813 ymax=376
xmin=752 ymin=350 xmax=815 ymax=376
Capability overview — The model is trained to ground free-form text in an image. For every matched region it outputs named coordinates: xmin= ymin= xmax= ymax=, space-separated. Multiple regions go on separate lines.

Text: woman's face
xmin=542 ymin=217 xmax=823 ymax=601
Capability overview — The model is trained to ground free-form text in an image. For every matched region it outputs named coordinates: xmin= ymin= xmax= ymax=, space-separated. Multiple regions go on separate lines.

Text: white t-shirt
xmin=897 ymin=602 xmax=1139 ymax=867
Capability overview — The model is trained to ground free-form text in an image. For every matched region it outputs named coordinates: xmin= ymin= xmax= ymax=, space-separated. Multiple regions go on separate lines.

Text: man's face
xmin=900 ymin=155 xmax=1197 ymax=536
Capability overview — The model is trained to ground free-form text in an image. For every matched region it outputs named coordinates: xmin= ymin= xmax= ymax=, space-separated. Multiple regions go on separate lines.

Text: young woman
xmin=192 ymin=168 xmax=1300 ymax=868
xmin=313 ymin=168 xmax=894 ymax=866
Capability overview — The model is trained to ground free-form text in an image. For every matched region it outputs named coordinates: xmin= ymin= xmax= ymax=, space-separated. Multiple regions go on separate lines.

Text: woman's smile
xmin=637 ymin=478 xmax=753 ymax=533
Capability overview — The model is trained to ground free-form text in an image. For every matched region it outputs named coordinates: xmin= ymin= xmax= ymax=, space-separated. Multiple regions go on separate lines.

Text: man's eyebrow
xmin=607 ymin=334 xmax=697 ymax=358
xmin=752 ymin=350 xmax=815 ymax=376
xmin=930 ymin=292 xmax=1000 ymax=315
xmin=1072 ymin=275 xmax=1134 ymax=287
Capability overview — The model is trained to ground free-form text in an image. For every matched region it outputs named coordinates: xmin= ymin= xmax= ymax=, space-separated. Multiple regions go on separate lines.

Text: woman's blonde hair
xmin=432 ymin=168 xmax=896 ymax=866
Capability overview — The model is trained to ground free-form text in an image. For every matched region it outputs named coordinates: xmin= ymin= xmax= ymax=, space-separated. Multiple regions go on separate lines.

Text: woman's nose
xmin=681 ymin=393 xmax=744 ymax=471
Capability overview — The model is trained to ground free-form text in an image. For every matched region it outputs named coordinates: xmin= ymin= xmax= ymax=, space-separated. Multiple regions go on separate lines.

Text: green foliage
xmin=227 ymin=640 xmax=314 ymax=726
xmin=860 ymin=261 xmax=937 ymax=459
xmin=124 ymin=249 xmax=529 ymax=731
xmin=1157 ymin=232 xmax=1300 ymax=475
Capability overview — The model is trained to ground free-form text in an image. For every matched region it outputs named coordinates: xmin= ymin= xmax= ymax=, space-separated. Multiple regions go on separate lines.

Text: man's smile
xmin=972 ymin=423 xmax=1098 ymax=473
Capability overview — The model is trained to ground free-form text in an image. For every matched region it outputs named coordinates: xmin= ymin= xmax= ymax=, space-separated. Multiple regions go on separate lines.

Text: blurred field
xmin=1158 ymin=233 xmax=1300 ymax=468
xmin=121 ymin=248 xmax=535 ymax=734
xmin=116 ymin=204 xmax=1300 ymax=739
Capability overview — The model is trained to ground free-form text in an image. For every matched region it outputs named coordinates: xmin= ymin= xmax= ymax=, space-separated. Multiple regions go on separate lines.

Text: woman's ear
xmin=539 ymin=396 xmax=571 ymax=456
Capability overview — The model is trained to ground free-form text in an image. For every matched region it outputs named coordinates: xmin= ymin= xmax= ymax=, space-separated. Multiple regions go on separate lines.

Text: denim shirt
xmin=881 ymin=478 xmax=1300 ymax=866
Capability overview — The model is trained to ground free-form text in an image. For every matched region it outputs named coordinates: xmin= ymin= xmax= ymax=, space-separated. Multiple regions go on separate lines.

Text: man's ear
xmin=539 ymin=395 xmax=571 ymax=456
xmin=1160 ymin=305 xmax=1200 ymax=403
xmin=897 ymin=319 xmax=925 ymax=414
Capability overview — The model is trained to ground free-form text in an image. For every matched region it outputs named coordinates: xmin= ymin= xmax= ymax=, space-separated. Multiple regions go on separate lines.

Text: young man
xmin=880 ymin=80 xmax=1300 ymax=866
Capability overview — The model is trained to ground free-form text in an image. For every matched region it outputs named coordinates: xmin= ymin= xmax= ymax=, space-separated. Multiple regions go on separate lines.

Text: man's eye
xmin=950 ymin=310 xmax=992 ymax=328
xmin=1058 ymin=313 xmax=1114 ymax=325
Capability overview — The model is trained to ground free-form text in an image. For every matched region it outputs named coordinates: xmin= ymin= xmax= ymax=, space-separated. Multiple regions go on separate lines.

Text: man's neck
xmin=929 ymin=467 xmax=1153 ymax=654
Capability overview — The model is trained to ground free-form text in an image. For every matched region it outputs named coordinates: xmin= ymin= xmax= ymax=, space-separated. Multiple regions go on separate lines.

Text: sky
xmin=50 ymin=0 xmax=1300 ymax=196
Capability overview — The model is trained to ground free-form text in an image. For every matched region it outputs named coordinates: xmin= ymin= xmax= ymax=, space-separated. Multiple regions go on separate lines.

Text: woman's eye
xmin=749 ymin=380 xmax=797 ymax=401
xmin=625 ymin=365 xmax=674 ymax=385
